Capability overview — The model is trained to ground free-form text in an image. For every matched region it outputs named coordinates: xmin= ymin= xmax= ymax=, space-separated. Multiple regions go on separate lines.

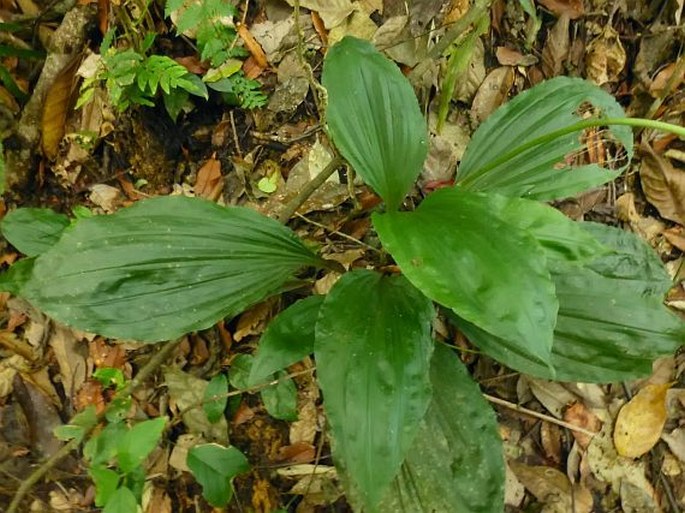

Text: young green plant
xmin=3 ymin=37 xmax=684 ymax=512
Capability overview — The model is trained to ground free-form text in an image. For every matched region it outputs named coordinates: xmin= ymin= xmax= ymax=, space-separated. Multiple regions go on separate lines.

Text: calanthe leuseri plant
xmin=3 ymin=36 xmax=685 ymax=512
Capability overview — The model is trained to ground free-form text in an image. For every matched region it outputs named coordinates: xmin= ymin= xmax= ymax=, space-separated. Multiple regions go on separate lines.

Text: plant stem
xmin=7 ymin=339 xmax=182 ymax=513
xmin=277 ymin=156 xmax=344 ymax=224
xmin=458 ymin=117 xmax=685 ymax=188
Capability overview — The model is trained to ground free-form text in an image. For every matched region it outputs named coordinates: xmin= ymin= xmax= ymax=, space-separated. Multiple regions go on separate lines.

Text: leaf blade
xmin=323 ymin=36 xmax=427 ymax=210
xmin=21 ymin=196 xmax=321 ymax=342
xmin=2 ymin=208 xmax=70 ymax=256
xmin=373 ymin=188 xmax=557 ymax=366
xmin=315 ymin=270 xmax=434 ymax=510
xmin=456 ymin=76 xmax=633 ymax=200
xmin=186 ymin=443 xmax=249 ymax=507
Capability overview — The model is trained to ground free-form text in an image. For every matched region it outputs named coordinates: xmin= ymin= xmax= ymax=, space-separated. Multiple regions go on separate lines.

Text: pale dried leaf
xmin=504 ymin=462 xmax=525 ymax=507
xmin=495 ymin=46 xmax=538 ymax=66
xmin=541 ymin=14 xmax=569 ymax=78
xmin=639 ymin=143 xmax=685 ymax=226
xmin=528 ymin=378 xmax=577 ymax=418
xmin=509 ymin=462 xmax=572 ymax=512
xmin=614 ymin=383 xmax=671 ymax=458
xmin=662 ymin=427 xmax=685 ymax=463
xmin=89 ymin=184 xmax=122 ymax=213
xmin=470 ymin=66 xmax=514 ymax=125
xmin=49 ymin=325 xmax=87 ymax=402
xmin=168 ymin=433 xmax=203 ymax=472
xmin=620 ymin=480 xmax=663 ymax=513
xmin=585 ymin=26 xmax=626 ymax=85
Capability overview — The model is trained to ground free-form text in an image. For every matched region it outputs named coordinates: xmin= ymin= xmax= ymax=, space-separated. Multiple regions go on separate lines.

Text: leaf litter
xmin=1 ymin=0 xmax=685 ymax=511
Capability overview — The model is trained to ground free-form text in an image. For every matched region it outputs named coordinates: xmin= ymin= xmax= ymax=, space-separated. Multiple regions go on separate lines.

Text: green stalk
xmin=459 ymin=117 xmax=685 ymax=187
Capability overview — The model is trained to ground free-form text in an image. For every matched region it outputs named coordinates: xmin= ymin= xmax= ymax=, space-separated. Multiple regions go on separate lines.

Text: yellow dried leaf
xmin=614 ymin=383 xmax=672 ymax=458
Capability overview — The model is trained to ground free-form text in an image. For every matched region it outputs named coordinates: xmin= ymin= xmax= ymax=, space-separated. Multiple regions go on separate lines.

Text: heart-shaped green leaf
xmin=187 ymin=443 xmax=249 ymax=507
xmin=374 ymin=187 xmax=557 ymax=366
xmin=102 ymin=486 xmax=137 ymax=513
xmin=457 ymin=77 xmax=633 ymax=200
xmin=20 ymin=196 xmax=322 ymax=342
xmin=323 ymin=36 xmax=428 ymax=211
xmin=378 ymin=344 xmax=504 ymax=513
xmin=315 ymin=270 xmax=434 ymax=510
xmin=117 ymin=417 xmax=166 ymax=473
xmin=204 ymin=373 xmax=228 ymax=424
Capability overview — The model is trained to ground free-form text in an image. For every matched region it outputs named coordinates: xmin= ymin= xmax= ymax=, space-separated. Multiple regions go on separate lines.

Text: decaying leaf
xmin=614 ymin=383 xmax=672 ymax=458
xmin=41 ymin=55 xmax=81 ymax=160
xmin=541 ymin=13 xmax=570 ymax=78
xmin=537 ymin=0 xmax=584 ymax=19
xmin=639 ymin=143 xmax=685 ymax=226
xmin=585 ymin=25 xmax=626 ymax=85
xmin=195 ymin=154 xmax=224 ymax=201
xmin=470 ymin=66 xmax=514 ymax=124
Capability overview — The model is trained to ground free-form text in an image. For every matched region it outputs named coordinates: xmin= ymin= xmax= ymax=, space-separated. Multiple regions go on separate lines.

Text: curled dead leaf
xmin=639 ymin=143 xmax=685 ymax=226
xmin=614 ymin=383 xmax=672 ymax=458
xmin=585 ymin=26 xmax=626 ymax=85
xmin=41 ymin=55 xmax=82 ymax=160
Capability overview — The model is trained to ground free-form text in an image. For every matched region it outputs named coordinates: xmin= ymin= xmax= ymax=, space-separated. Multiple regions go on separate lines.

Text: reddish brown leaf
xmin=563 ymin=401 xmax=601 ymax=449
xmin=541 ymin=13 xmax=569 ymax=78
xmin=275 ymin=442 xmax=316 ymax=464
xmin=537 ymin=0 xmax=584 ymax=19
xmin=639 ymin=142 xmax=685 ymax=226
xmin=41 ymin=55 xmax=81 ymax=160
xmin=471 ymin=66 xmax=514 ymax=124
xmin=237 ymin=23 xmax=268 ymax=69
xmin=194 ymin=154 xmax=223 ymax=200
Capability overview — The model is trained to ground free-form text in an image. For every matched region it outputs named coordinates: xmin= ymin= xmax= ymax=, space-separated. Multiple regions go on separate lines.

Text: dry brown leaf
xmin=662 ymin=427 xmax=685 ymax=463
xmin=237 ymin=23 xmax=269 ymax=69
xmin=495 ymin=46 xmax=537 ymax=67
xmin=194 ymin=154 xmax=224 ymax=201
xmin=41 ymin=55 xmax=81 ymax=160
xmin=509 ymin=462 xmax=574 ymax=512
xmin=563 ymin=401 xmax=601 ymax=449
xmin=233 ymin=299 xmax=275 ymax=341
xmin=639 ymin=143 xmax=685 ymax=226
xmin=470 ymin=66 xmax=514 ymax=125
xmin=614 ymin=383 xmax=672 ymax=458
xmin=540 ymin=422 xmax=562 ymax=464
xmin=649 ymin=61 xmax=685 ymax=98
xmin=49 ymin=324 xmax=87 ymax=402
xmin=541 ymin=13 xmax=570 ymax=78
xmin=585 ymin=25 xmax=626 ymax=85
xmin=537 ymin=0 xmax=584 ymax=19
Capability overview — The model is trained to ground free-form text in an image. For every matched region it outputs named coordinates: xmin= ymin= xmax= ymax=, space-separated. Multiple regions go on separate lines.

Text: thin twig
xmin=483 ymin=393 xmax=599 ymax=438
xmin=277 ymin=156 xmax=344 ymax=224
xmin=294 ymin=212 xmax=379 ymax=252
xmin=7 ymin=339 xmax=182 ymax=513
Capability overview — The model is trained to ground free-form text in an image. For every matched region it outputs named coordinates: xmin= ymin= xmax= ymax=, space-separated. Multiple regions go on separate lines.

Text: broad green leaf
xmin=315 ymin=270 xmax=435 ymax=511
xmin=117 ymin=417 xmax=167 ymax=473
xmin=1 ymin=207 xmax=70 ymax=256
xmin=454 ymin=224 xmax=684 ymax=382
xmin=456 ymin=77 xmax=633 ymax=200
xmin=261 ymin=371 xmax=298 ymax=421
xmin=20 ymin=196 xmax=322 ymax=342
xmin=102 ymin=486 xmax=137 ymax=513
xmin=89 ymin=466 xmax=120 ymax=507
xmin=187 ymin=443 xmax=250 ymax=507
xmin=487 ymin=194 xmax=610 ymax=262
xmin=204 ymin=373 xmax=228 ymax=424
xmin=228 ymin=353 xmax=253 ymax=390
xmin=323 ymin=37 xmax=428 ymax=211
xmin=378 ymin=344 xmax=504 ymax=513
xmin=0 ymin=257 xmax=34 ymax=295
xmin=54 ymin=405 xmax=98 ymax=442
xmin=93 ymin=367 xmax=127 ymax=390
xmin=84 ymin=421 xmax=128 ymax=467
xmin=374 ymin=187 xmax=557 ymax=366
xmin=248 ymin=295 xmax=323 ymax=387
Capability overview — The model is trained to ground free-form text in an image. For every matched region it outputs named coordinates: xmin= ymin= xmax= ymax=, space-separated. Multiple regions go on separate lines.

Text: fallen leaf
xmin=233 ymin=299 xmax=275 ymax=341
xmin=41 ymin=55 xmax=81 ymax=160
xmin=614 ymin=383 xmax=672 ymax=458
xmin=49 ymin=325 xmax=87 ymax=402
xmin=495 ymin=46 xmax=538 ymax=66
xmin=237 ymin=23 xmax=268 ymax=69
xmin=537 ymin=0 xmax=584 ymax=19
xmin=89 ymin=183 xmax=122 ymax=212
xmin=470 ymin=66 xmax=514 ymax=125
xmin=195 ymin=154 xmax=223 ymax=201
xmin=541 ymin=13 xmax=569 ymax=78
xmin=563 ymin=401 xmax=601 ymax=449
xmin=639 ymin=142 xmax=685 ymax=226
xmin=662 ymin=427 xmax=685 ymax=463
xmin=585 ymin=25 xmax=626 ymax=85
xmin=509 ymin=462 xmax=575 ymax=512
xmin=649 ymin=61 xmax=685 ymax=97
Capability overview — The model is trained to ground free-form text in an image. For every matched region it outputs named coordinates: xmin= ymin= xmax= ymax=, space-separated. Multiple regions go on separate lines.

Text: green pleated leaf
xmin=487 ymin=194 xmax=610 ymax=262
xmin=20 ymin=196 xmax=322 ymax=342
xmin=187 ymin=443 xmax=250 ymax=507
xmin=454 ymin=224 xmax=685 ymax=382
xmin=378 ymin=344 xmax=504 ymax=513
xmin=323 ymin=36 xmax=428 ymax=211
xmin=248 ymin=295 xmax=323 ymax=387
xmin=315 ymin=270 xmax=435 ymax=511
xmin=373 ymin=187 xmax=557 ymax=366
xmin=1 ymin=207 xmax=70 ymax=256
xmin=456 ymin=77 xmax=633 ymax=200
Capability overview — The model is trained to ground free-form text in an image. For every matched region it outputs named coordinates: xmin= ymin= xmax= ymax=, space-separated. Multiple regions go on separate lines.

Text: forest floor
xmin=1 ymin=0 xmax=685 ymax=511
